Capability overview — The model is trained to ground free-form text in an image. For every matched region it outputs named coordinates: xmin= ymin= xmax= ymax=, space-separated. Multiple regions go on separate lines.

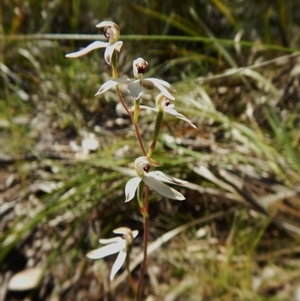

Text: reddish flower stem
xmin=115 ymin=86 xmax=147 ymax=156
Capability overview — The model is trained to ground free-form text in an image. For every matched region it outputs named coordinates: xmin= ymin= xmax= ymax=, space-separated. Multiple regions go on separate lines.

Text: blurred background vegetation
xmin=1 ymin=0 xmax=300 ymax=300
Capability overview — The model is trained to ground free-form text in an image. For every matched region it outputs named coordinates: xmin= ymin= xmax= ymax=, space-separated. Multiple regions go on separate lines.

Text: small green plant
xmin=65 ymin=21 xmax=196 ymax=300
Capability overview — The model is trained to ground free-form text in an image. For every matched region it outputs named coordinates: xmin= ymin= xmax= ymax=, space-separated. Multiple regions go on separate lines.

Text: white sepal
xmin=113 ymin=41 xmax=123 ymax=52
xmin=110 ymin=249 xmax=127 ymax=280
xmin=125 ymin=177 xmax=141 ymax=202
xmin=104 ymin=44 xmax=116 ymax=65
xmin=148 ymin=171 xmax=187 ymax=185
xmin=144 ymin=78 xmax=176 ymax=100
xmin=128 ymin=80 xmax=143 ymax=100
xmin=146 ymin=78 xmax=176 ymax=92
xmin=96 ymin=21 xmax=118 ymax=29
xmin=95 ymin=78 xmax=130 ymax=95
xmin=99 ymin=237 xmax=123 ymax=244
xmin=86 ymin=241 xmax=125 ymax=259
xmin=103 ymin=42 xmax=123 ymax=65
xmin=143 ymin=174 xmax=185 ymax=200
xmin=132 ymin=230 xmax=139 ymax=239
xmin=65 ymin=41 xmax=108 ymax=58
xmin=165 ymin=107 xmax=197 ymax=128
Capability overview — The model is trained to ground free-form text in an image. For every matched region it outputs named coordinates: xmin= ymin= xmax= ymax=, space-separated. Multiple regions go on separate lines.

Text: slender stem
xmin=115 ymin=85 xmax=132 ymax=118
xmin=136 ymin=111 xmax=164 ymax=299
xmin=137 ymin=181 xmax=145 ymax=209
xmin=111 ymin=51 xmax=118 ymax=79
xmin=147 ymin=111 xmax=164 ymax=158
xmin=134 ymin=122 xmax=147 ymax=157
xmin=111 ymin=52 xmax=146 ymax=156
xmin=115 ymin=87 xmax=147 ymax=156
xmin=136 ymin=185 xmax=150 ymax=301
xmin=133 ymin=99 xmax=140 ymax=124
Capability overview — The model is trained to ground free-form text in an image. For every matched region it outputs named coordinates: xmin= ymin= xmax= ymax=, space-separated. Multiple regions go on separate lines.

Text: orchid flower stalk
xmin=65 ymin=20 xmax=195 ymax=300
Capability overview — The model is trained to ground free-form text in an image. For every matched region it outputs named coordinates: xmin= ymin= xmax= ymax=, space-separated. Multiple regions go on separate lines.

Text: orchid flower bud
xmin=96 ymin=21 xmax=121 ymax=44
xmin=113 ymin=227 xmax=137 ymax=247
xmin=133 ymin=57 xmax=148 ymax=79
xmin=135 ymin=156 xmax=151 ymax=177
xmin=155 ymin=94 xmax=167 ymax=112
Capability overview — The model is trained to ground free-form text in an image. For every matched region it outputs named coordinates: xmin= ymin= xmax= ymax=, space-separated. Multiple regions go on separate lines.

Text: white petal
xmin=86 ymin=242 xmax=125 ymax=259
xmin=114 ymin=41 xmax=123 ymax=52
xmin=95 ymin=78 xmax=130 ymax=95
xmin=65 ymin=41 xmax=108 ymax=58
xmin=139 ymin=105 xmax=158 ymax=113
xmin=99 ymin=237 xmax=123 ymax=244
xmin=125 ymin=177 xmax=141 ymax=202
xmin=164 ymin=108 xmax=197 ymax=128
xmin=104 ymin=44 xmax=115 ymax=65
xmin=147 ymin=171 xmax=187 ymax=185
xmin=132 ymin=230 xmax=139 ymax=238
xmin=143 ymin=175 xmax=185 ymax=200
xmin=110 ymin=249 xmax=126 ymax=280
xmin=144 ymin=78 xmax=175 ymax=100
xmin=104 ymin=42 xmax=123 ymax=65
xmin=128 ymin=80 xmax=143 ymax=99
xmin=146 ymin=78 xmax=177 ymax=92
xmin=96 ymin=21 xmax=117 ymax=28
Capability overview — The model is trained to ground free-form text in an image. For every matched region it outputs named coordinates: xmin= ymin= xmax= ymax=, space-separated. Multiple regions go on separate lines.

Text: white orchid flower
xmin=95 ymin=57 xmax=176 ymax=100
xmin=125 ymin=157 xmax=186 ymax=202
xmin=139 ymin=94 xmax=197 ymax=128
xmin=65 ymin=21 xmax=123 ymax=65
xmin=87 ymin=227 xmax=138 ymax=281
